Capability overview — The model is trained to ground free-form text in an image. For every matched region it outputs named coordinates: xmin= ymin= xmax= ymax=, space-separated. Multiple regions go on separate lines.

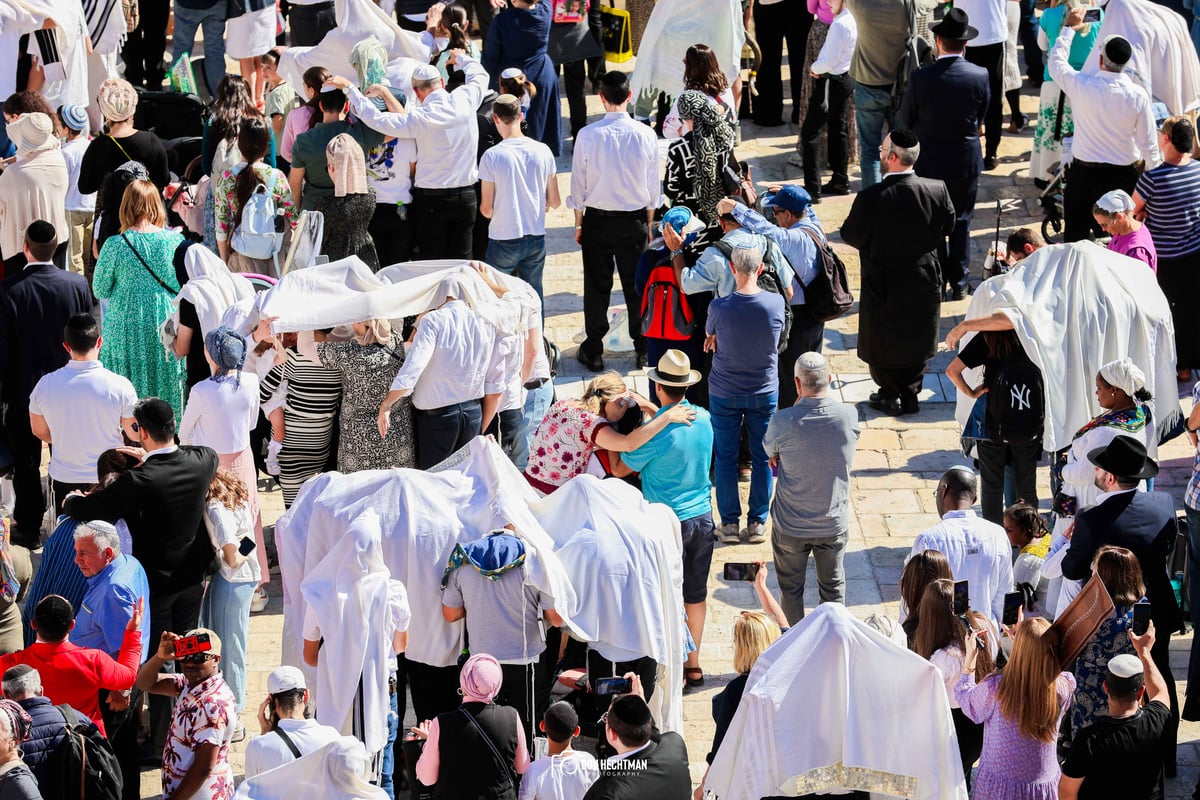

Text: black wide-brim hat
xmin=931 ymin=7 xmax=980 ymax=41
xmin=1087 ymin=434 xmax=1159 ymax=481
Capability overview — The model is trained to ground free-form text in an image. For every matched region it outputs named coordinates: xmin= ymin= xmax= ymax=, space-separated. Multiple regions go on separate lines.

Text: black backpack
xmin=38 ymin=706 xmax=123 ymax=800
xmin=797 ymin=226 xmax=854 ymax=321
xmin=715 ymin=239 xmax=793 ymax=353
xmin=988 ymin=353 xmax=1045 ymax=444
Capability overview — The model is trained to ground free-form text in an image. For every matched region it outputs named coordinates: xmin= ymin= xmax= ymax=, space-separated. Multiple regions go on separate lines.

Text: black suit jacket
xmin=0 ymin=264 xmax=92 ymax=407
xmin=1062 ymin=490 xmax=1184 ymax=633
xmin=62 ymin=446 xmax=219 ymax=594
xmin=899 ymin=55 xmax=990 ymax=181
xmin=582 ymin=731 xmax=691 ymax=800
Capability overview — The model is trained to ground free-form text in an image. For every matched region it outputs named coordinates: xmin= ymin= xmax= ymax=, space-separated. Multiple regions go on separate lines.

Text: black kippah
xmin=610 ymin=695 xmax=653 ymax=726
xmin=1103 ymin=36 xmax=1132 ymax=66
xmin=25 ymin=220 xmax=55 ymax=245
xmin=890 ymin=128 xmax=919 ymax=149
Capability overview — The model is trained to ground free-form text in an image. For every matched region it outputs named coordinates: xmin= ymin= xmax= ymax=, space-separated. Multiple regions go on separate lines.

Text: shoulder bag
xmin=121 ymin=233 xmax=180 ymax=295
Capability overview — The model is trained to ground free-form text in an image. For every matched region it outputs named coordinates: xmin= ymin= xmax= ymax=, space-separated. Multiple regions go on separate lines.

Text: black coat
xmin=62 ymin=446 xmax=219 ymax=595
xmin=582 ymin=731 xmax=691 ymax=800
xmin=1062 ymin=489 xmax=1185 ymax=634
xmin=840 ymin=172 xmax=955 ymax=368
xmin=899 ymin=55 xmax=990 ymax=181
xmin=0 ymin=264 xmax=92 ymax=407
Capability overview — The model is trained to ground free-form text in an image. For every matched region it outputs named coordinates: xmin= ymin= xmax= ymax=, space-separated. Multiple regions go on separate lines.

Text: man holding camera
xmin=136 ymin=628 xmax=236 ymax=800
xmin=244 ymin=666 xmax=341 ymax=779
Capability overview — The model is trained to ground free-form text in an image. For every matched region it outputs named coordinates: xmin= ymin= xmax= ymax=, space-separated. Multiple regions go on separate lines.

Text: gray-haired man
xmin=3 ymin=665 xmax=96 ymax=786
xmin=763 ymin=352 xmax=860 ymax=623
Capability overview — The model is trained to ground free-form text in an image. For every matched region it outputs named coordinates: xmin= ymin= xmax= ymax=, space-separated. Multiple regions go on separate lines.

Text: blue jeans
xmin=379 ymin=687 xmax=399 ymax=798
xmin=854 ymin=83 xmax=894 ymax=189
xmin=172 ymin=3 xmax=227 ymax=97
xmin=518 ymin=380 xmax=554 ymax=471
xmin=487 ymin=235 xmax=546 ymax=307
xmin=710 ymin=392 xmax=777 ymax=526
xmin=199 ymin=575 xmax=254 ymax=711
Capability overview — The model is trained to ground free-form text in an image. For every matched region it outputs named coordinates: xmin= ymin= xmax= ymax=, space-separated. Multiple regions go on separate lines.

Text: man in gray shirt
xmin=763 ymin=352 xmax=860 ymax=624
xmin=846 ymin=0 xmax=913 ymax=188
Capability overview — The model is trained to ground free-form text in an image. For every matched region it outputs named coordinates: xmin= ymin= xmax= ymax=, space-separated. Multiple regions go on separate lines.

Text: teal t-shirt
xmin=621 ymin=400 xmax=714 ymax=521
xmin=1040 ymin=5 xmax=1103 ymax=83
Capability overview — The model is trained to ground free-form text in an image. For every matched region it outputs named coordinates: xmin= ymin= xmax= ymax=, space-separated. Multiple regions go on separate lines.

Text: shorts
xmin=680 ymin=512 xmax=717 ymax=604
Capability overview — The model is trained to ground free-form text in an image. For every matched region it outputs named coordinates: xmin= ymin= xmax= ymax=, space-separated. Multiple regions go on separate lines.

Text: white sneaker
xmin=743 ymin=522 xmax=767 ymax=544
xmin=719 ymin=523 xmax=741 ymax=544
xmin=266 ymin=440 xmax=282 ymax=476
xmin=250 ymin=585 xmax=269 ymax=613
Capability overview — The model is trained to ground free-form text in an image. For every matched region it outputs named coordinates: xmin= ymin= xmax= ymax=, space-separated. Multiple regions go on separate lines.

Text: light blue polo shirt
xmin=621 ymin=400 xmax=714 ymax=521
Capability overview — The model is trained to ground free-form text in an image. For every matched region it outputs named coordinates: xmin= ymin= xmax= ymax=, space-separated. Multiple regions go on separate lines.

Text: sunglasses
xmin=180 ymin=653 xmax=215 ymax=665
xmin=130 ymin=422 xmax=139 ymax=432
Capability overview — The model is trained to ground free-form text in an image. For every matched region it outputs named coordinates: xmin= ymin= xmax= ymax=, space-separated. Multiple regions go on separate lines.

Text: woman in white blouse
xmin=178 ymin=326 xmax=269 ymax=595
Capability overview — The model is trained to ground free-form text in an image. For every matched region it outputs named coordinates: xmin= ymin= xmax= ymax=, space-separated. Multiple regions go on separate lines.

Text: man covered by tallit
xmin=233 ymin=736 xmax=388 ymax=800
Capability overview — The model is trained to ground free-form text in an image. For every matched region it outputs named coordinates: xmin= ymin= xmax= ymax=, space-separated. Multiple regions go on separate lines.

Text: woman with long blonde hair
xmin=956 ymin=617 xmax=1075 ymax=798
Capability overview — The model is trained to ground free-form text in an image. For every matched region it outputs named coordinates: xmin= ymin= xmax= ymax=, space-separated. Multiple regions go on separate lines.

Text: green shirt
xmin=291 ymin=119 xmax=385 ymax=211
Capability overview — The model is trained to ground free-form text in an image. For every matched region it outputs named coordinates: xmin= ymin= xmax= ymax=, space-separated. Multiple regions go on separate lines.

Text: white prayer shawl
xmin=2 ymin=0 xmax=89 ymax=110
xmin=277 ymin=0 xmax=429 ymax=95
xmin=300 ymin=510 xmax=393 ymax=753
xmin=257 ymin=256 xmax=535 ymax=337
xmin=0 ymin=0 xmax=40 ymax=101
xmin=704 ymin=604 xmax=968 ymax=800
xmin=1082 ymin=0 xmax=1200 ymax=114
xmin=172 ymin=245 xmax=257 ymax=339
xmin=629 ymin=0 xmax=744 ymax=110
xmin=232 ymin=737 xmax=388 ymax=800
xmin=952 ymin=242 xmax=1180 ymax=453
xmin=82 ymin=0 xmax=126 ymax=57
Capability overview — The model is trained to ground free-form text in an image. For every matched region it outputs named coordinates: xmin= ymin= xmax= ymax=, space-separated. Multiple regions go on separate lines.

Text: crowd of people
xmin=0 ymin=0 xmax=1197 ymax=796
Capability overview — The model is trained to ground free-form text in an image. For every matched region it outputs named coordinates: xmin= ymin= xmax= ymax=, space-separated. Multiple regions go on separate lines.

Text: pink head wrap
xmin=459 ymin=654 xmax=503 ymax=703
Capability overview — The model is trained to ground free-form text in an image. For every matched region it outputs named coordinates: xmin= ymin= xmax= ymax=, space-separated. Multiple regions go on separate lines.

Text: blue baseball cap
xmin=764 ymin=185 xmax=813 ymax=214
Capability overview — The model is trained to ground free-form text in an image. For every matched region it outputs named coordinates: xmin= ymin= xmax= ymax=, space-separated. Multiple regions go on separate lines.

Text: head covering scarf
xmin=676 ymin=89 xmax=735 ymax=223
xmin=1100 ymin=357 xmax=1147 ymax=398
xmin=6 ymin=113 xmax=59 ymax=159
xmin=177 ymin=243 xmax=256 ymax=337
xmin=354 ymin=318 xmax=392 ymax=347
xmin=0 ymin=699 xmax=32 ymax=746
xmin=459 ymin=653 xmax=504 ymax=703
xmin=205 ymin=326 xmax=248 ymax=382
xmin=1095 ymin=189 xmax=1136 ymax=214
xmin=97 ymin=78 xmax=139 ymax=123
xmin=350 ymin=36 xmax=390 ymax=89
xmin=327 ymin=133 xmax=370 ymax=197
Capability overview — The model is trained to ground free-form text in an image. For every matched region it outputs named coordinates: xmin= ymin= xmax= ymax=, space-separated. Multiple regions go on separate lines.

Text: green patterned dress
xmin=93 ymin=229 xmax=187 ymax=417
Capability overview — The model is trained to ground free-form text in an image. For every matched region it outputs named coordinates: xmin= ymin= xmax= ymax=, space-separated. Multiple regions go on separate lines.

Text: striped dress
xmin=260 ymin=350 xmax=342 ymax=507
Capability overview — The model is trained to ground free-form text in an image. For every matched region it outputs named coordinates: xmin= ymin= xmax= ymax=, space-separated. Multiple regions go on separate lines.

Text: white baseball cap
xmin=267 ymin=666 xmax=307 ymax=694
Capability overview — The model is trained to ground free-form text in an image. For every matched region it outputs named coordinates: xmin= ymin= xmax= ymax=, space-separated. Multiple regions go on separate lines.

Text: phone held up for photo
xmin=953 ymin=580 xmax=970 ymax=616
xmin=723 ymin=562 xmax=760 ymax=581
xmin=1002 ymin=591 xmax=1024 ymax=627
xmin=594 ymin=676 xmax=633 ymax=696
xmin=1083 ymin=7 xmax=1101 ymax=22
xmin=174 ymin=632 xmax=212 ymax=658
xmin=1132 ymin=601 xmax=1152 ymax=636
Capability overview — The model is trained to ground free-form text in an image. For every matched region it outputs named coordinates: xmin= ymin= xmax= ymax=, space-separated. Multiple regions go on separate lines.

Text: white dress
xmin=226 ymin=5 xmax=276 ymax=60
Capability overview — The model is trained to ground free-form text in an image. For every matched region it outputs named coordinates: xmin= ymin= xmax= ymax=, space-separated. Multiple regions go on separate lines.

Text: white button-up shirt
xmin=567 ymin=111 xmax=661 ymax=212
xmin=1049 ymin=27 xmax=1160 ymax=168
xmin=389 ymin=300 xmax=506 ymax=409
xmin=908 ymin=509 xmax=1014 ymax=624
xmin=812 ymin=7 xmax=858 ymax=76
xmin=346 ymin=55 xmax=489 ymax=190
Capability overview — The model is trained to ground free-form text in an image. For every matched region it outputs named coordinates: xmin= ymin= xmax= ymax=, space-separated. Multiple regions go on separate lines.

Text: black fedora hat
xmin=1087 ymin=435 xmax=1159 ymax=480
xmin=931 ymin=8 xmax=979 ymax=41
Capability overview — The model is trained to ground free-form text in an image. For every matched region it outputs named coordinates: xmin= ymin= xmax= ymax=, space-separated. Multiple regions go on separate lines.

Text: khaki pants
xmin=66 ymin=209 xmax=94 ymax=282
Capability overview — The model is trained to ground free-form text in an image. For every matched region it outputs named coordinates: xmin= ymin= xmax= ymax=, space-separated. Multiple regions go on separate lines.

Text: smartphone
xmin=723 ymin=562 xmax=760 ymax=581
xmin=1002 ymin=591 xmax=1024 ymax=626
xmin=238 ymin=536 xmax=256 ymax=556
xmin=173 ymin=632 xmax=212 ymax=658
xmin=953 ymin=580 xmax=970 ymax=616
xmin=1083 ymin=7 xmax=1101 ymax=22
xmin=1132 ymin=601 xmax=1152 ymax=636
xmin=594 ymin=676 xmax=633 ymax=696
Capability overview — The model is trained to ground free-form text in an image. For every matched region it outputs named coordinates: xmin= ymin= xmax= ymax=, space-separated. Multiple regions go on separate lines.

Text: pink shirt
xmin=280 ymin=104 xmax=317 ymax=163
xmin=808 ymin=0 xmax=834 ymax=24
xmin=523 ymin=401 xmax=610 ymax=492
xmin=1108 ymin=225 xmax=1158 ymax=273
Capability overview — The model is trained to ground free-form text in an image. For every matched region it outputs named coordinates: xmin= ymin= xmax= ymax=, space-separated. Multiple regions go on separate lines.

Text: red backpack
xmin=639 ymin=261 xmax=694 ymax=340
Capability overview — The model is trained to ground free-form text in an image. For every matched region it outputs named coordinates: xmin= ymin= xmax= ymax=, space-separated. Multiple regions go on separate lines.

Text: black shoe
xmin=576 ymin=350 xmax=603 ymax=372
xmin=899 ymin=394 xmax=920 ymax=415
xmin=821 ymin=181 xmax=851 ymax=196
xmin=635 ymin=352 xmax=648 ymax=370
xmin=868 ymin=393 xmax=902 ymax=415
xmin=808 ymin=193 xmax=822 ymax=205
xmin=948 ymin=287 xmax=967 ymax=301
xmin=983 ymin=155 xmax=998 ymax=170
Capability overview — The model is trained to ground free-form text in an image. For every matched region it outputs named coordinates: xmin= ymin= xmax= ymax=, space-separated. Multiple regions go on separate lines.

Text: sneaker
xmin=231 ymin=723 xmax=246 ymax=743
xmin=719 ymin=523 xmax=741 ymax=544
xmin=787 ymin=152 xmax=803 ymax=168
xmin=251 ymin=585 xmax=269 ymax=613
xmin=266 ymin=440 xmax=282 ymax=476
xmin=743 ymin=522 xmax=767 ymax=544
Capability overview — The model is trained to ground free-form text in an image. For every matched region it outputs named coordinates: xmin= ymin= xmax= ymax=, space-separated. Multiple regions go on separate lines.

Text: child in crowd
xmin=260 ymin=49 xmax=297 ymax=159
xmin=1005 ymin=501 xmax=1052 ymax=618
xmin=518 ymin=702 xmax=600 ymax=800
xmin=55 ymin=104 xmax=96 ymax=281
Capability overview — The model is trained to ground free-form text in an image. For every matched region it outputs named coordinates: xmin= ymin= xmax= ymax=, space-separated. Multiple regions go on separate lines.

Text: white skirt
xmin=226 ymin=5 xmax=276 ymax=59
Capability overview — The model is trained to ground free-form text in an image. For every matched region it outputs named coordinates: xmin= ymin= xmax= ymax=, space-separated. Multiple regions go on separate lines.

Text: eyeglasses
xmin=130 ymin=422 xmax=139 ymax=432
xmin=180 ymin=653 xmax=215 ymax=665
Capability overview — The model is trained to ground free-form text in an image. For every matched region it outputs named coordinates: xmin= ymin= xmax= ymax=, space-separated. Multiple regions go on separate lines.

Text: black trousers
xmin=561 ymin=60 xmax=589 ymax=138
xmin=403 ymin=657 xmax=461 ymax=722
xmin=50 ymin=480 xmax=91 ymax=521
xmin=368 ymin=203 xmax=414 ymax=268
xmin=800 ymin=72 xmax=854 ymax=194
xmin=752 ymin=0 xmax=810 ymax=125
xmin=937 ymin=170 xmax=981 ymax=294
xmin=495 ymin=661 xmax=549 ymax=745
xmin=1152 ymin=632 xmax=1179 ymax=773
xmin=975 ymin=439 xmax=1040 ymax=525
xmin=580 ymin=209 xmax=647 ymax=360
xmin=868 ymin=363 xmax=924 ymax=402
xmin=121 ymin=0 xmax=169 ymax=87
xmin=1063 ymin=160 xmax=1139 ymax=243
xmin=100 ymin=687 xmax=144 ymax=800
xmin=412 ymin=188 xmax=476 ymax=260
xmin=288 ymin=1 xmax=337 ymax=46
xmin=777 ymin=304 xmax=825 ymax=409
xmin=585 ymin=649 xmax=658 ymax=752
xmin=1157 ymin=251 xmax=1200 ymax=369
xmin=5 ymin=405 xmax=44 ymax=547
xmin=952 ymin=707 xmax=983 ymax=791
xmin=1018 ymin=0 xmax=1043 ymax=83
xmin=414 ymin=399 xmax=482 ymax=470
xmin=965 ymin=42 xmax=1004 ymax=160
xmin=148 ymin=582 xmax=204 ymax=749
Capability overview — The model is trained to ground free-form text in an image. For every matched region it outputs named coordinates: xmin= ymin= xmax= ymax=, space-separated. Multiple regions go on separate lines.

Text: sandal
xmin=684 ymin=667 xmax=705 ymax=688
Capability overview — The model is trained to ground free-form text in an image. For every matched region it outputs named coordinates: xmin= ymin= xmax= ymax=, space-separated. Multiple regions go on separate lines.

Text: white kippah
xmin=500 ymin=67 xmax=523 ymax=80
xmin=412 ymin=64 xmax=441 ymax=82
xmin=796 ymin=352 xmax=828 ymax=371
xmin=1107 ymin=653 xmax=1144 ymax=679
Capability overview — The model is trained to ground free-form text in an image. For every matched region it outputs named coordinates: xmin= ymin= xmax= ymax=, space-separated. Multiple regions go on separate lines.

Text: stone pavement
xmin=124 ymin=64 xmax=1200 ymax=800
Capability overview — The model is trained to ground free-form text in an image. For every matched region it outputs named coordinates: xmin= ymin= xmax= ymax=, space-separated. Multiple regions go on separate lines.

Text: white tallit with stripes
xmin=5 ymin=0 xmax=89 ymax=108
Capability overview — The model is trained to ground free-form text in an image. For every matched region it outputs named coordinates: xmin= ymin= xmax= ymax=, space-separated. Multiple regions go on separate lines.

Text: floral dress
xmin=523 ymin=401 xmax=610 ymax=493
xmin=1072 ymin=604 xmax=1136 ymax=734
xmin=316 ymin=333 xmax=415 ymax=472
xmin=93 ymin=229 xmax=187 ymax=418
xmin=162 ymin=673 xmax=236 ymax=800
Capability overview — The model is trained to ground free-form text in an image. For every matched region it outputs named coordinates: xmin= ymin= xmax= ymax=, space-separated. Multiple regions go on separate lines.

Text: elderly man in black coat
xmin=841 ymin=129 xmax=955 ymax=416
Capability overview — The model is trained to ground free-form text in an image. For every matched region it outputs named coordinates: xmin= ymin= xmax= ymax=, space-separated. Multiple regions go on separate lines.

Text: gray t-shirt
xmin=763 ymin=395 xmax=860 ymax=538
xmin=443 ymin=565 xmax=547 ymax=663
